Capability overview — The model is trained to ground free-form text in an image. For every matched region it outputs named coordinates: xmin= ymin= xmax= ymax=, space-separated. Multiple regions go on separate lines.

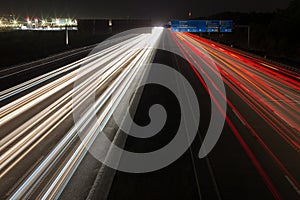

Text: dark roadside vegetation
xmin=0 ymin=30 xmax=111 ymax=68
xmin=197 ymin=0 xmax=300 ymax=67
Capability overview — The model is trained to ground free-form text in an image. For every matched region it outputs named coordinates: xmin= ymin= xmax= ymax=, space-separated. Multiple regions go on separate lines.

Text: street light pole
xmin=66 ymin=25 xmax=69 ymax=46
xmin=247 ymin=26 xmax=250 ymax=48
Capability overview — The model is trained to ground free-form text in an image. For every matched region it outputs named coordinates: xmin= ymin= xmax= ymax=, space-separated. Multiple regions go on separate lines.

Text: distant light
xmin=67 ymin=18 xmax=72 ymax=25
xmin=0 ymin=20 xmax=2 ymax=24
xmin=42 ymin=20 xmax=46 ymax=24
xmin=109 ymin=20 xmax=112 ymax=27
xmin=56 ymin=18 xmax=59 ymax=24
xmin=13 ymin=20 xmax=17 ymax=24
xmin=154 ymin=26 xmax=164 ymax=29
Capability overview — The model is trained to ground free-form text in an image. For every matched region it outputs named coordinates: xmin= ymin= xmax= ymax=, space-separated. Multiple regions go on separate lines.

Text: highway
xmin=0 ymin=28 xmax=299 ymax=200
xmin=0 ymin=28 xmax=161 ymax=199
xmin=0 ymin=34 xmax=136 ymax=105
xmin=108 ymin=31 xmax=300 ymax=200
xmin=0 ymin=44 xmax=94 ymax=92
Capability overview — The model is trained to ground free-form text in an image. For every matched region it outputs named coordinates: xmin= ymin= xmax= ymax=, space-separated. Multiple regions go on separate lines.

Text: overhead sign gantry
xmin=171 ymin=20 xmax=233 ymax=33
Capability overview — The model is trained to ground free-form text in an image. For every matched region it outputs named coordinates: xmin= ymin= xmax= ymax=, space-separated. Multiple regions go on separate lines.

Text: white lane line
xmin=232 ymin=109 xmax=246 ymax=126
xmin=284 ymin=94 xmax=300 ymax=103
xmin=6 ymin=155 xmax=45 ymax=197
xmin=284 ymin=175 xmax=300 ymax=196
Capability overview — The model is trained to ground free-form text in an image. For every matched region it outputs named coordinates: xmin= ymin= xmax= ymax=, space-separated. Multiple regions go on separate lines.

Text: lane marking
xmin=285 ymin=175 xmax=300 ymax=196
xmin=284 ymin=94 xmax=300 ymax=103
xmin=232 ymin=109 xmax=246 ymax=126
xmin=6 ymin=155 xmax=45 ymax=198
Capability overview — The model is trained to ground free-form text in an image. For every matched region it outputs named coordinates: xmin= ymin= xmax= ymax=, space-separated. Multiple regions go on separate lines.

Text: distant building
xmin=51 ymin=18 xmax=77 ymax=27
xmin=0 ymin=14 xmax=20 ymax=28
xmin=0 ymin=15 xmax=79 ymax=30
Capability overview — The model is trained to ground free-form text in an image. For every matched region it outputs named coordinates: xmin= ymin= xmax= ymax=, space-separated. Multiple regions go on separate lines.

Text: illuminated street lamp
xmin=13 ymin=20 xmax=17 ymax=25
xmin=33 ymin=17 xmax=38 ymax=27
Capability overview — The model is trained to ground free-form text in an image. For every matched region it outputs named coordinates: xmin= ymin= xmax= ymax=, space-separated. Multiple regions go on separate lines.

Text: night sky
xmin=0 ymin=0 xmax=290 ymax=22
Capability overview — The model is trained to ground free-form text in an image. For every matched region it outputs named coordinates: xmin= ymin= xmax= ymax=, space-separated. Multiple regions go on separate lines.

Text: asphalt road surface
xmin=0 ymin=29 xmax=160 ymax=199
xmin=107 ymin=30 xmax=300 ymax=200
xmin=0 ymin=28 xmax=299 ymax=200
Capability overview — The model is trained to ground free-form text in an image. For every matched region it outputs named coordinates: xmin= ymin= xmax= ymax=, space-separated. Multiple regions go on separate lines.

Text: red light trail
xmin=171 ymin=31 xmax=300 ymax=199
